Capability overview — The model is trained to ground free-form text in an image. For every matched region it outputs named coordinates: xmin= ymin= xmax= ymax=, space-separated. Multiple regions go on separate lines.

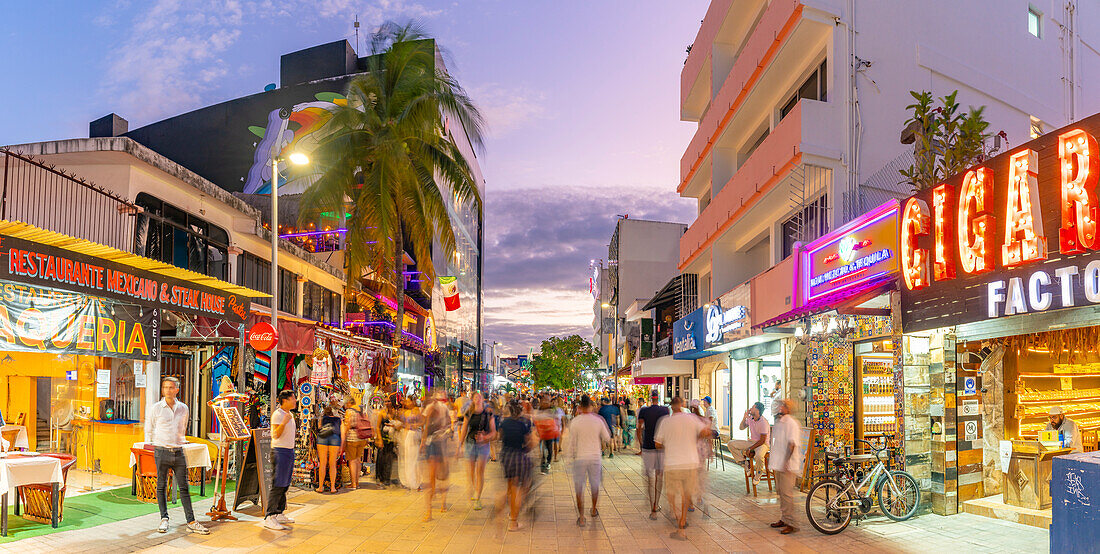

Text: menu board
xmin=233 ymin=427 xmax=272 ymax=512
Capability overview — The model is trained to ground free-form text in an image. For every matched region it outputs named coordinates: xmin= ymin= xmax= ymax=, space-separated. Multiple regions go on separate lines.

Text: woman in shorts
xmin=343 ymin=396 xmax=368 ymax=490
xmin=421 ymin=389 xmax=453 ymax=521
xmin=498 ymin=400 xmax=536 ymax=531
xmin=315 ymin=400 xmax=342 ymax=493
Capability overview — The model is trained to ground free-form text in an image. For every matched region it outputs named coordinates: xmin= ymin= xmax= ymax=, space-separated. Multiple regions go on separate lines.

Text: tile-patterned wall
xmin=807 ymin=313 xmax=893 ymax=475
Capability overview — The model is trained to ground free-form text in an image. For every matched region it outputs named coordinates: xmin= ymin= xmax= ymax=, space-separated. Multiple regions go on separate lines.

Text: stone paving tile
xmin=0 ymin=450 xmax=1052 ymax=553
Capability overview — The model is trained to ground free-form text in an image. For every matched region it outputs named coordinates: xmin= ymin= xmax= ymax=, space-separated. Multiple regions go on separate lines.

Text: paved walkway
xmin=2 ymin=451 xmax=1049 ymax=553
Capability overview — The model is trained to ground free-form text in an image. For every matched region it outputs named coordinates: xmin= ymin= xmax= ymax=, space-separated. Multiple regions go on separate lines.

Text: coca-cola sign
xmin=248 ymin=321 xmax=278 ymax=351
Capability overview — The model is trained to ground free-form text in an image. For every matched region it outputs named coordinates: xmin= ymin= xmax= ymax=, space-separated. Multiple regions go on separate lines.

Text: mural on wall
xmin=242 ymin=92 xmax=347 ymax=195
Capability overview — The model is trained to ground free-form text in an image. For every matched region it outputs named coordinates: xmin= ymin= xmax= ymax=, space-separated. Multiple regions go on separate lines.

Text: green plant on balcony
xmin=900 ymin=90 xmax=990 ymax=192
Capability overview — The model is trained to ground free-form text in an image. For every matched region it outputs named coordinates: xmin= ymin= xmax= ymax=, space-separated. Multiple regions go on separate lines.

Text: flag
xmin=440 ymin=276 xmax=460 ymax=311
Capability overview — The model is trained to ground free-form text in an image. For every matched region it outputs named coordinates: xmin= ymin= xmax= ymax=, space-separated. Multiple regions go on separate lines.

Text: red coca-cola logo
xmin=248 ymin=321 xmax=279 ymax=351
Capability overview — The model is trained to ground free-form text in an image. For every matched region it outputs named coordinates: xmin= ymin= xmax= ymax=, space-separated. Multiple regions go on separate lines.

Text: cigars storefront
xmin=898 ymin=113 xmax=1100 ymax=526
xmin=0 ymin=221 xmax=262 ymax=487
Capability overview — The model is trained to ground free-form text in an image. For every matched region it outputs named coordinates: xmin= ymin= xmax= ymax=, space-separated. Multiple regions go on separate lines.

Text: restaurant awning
xmin=0 ymin=220 xmax=268 ymax=299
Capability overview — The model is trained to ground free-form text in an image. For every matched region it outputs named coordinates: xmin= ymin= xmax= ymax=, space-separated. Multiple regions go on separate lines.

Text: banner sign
xmin=900 ymin=112 xmax=1100 ymax=332
xmin=0 ymin=234 xmax=250 ymax=323
xmin=801 ymin=200 xmax=900 ymax=304
xmin=0 ymin=279 xmax=160 ymax=361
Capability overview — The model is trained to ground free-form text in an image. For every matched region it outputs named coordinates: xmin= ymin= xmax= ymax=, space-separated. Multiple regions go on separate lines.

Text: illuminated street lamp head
xmin=601 ymin=302 xmax=610 ymax=308
xmin=288 ymin=152 xmax=310 ymax=165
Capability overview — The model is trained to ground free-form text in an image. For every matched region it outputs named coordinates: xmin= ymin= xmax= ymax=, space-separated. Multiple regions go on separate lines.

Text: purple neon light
xmin=800 ymin=200 xmax=900 ymax=304
xmin=279 ymin=228 xmax=348 ymax=238
xmin=347 ymin=320 xmax=425 ymax=343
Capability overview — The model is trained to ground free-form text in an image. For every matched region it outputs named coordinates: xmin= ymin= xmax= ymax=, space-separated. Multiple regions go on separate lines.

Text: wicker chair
xmin=16 ymin=453 xmax=76 ymax=524
xmin=131 ymin=447 xmax=173 ymax=503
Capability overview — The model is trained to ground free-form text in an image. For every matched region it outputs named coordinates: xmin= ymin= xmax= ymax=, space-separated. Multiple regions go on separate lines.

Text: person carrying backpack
xmin=343 ymin=395 xmax=372 ymax=490
xmin=535 ymin=396 xmax=561 ymax=474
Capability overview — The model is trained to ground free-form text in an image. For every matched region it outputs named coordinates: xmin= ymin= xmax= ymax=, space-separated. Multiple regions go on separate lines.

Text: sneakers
xmin=276 ymin=513 xmax=295 ymax=524
xmin=187 ymin=521 xmax=210 ymax=535
xmin=157 ymin=518 xmax=169 ymax=533
xmin=263 ymin=516 xmax=287 ymax=530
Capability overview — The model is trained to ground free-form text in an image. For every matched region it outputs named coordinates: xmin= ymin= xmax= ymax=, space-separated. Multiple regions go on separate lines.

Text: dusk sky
xmin=0 ymin=0 xmax=706 ymax=356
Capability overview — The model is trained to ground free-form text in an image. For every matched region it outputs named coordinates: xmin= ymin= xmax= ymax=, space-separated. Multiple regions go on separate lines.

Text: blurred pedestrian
xmin=654 ymin=396 xmax=709 ymax=540
xmin=565 ymin=395 xmax=609 ymax=526
xmin=597 ymin=397 xmax=621 ymax=457
xmin=498 ymin=399 xmax=536 ymax=531
xmin=769 ymin=399 xmax=802 ymax=535
xmin=689 ymin=400 xmax=712 ymax=513
xmin=702 ymin=396 xmax=719 ymax=439
xmin=535 ymin=397 xmax=561 ymax=474
xmin=398 ymin=396 xmax=422 ymax=491
xmin=462 ymin=392 xmax=495 ymax=510
xmin=637 ymin=391 xmax=669 ymax=519
xmin=422 ymin=389 xmax=453 ymax=521
xmin=374 ymin=402 xmax=399 ymax=486
xmin=622 ymin=398 xmax=637 ymax=452
xmin=342 ymin=395 xmax=370 ymax=490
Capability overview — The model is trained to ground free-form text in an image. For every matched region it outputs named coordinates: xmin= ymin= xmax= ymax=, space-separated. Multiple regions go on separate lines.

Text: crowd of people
xmin=145 ymin=376 xmax=802 ymax=539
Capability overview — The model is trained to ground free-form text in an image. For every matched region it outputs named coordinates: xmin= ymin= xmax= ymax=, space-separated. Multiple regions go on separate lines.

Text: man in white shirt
xmin=265 ymin=390 xmax=298 ymax=530
xmin=564 ymin=395 xmax=610 ymax=526
xmin=653 ymin=396 xmax=709 ymax=540
xmin=145 ymin=377 xmax=208 ymax=535
xmin=728 ymin=402 xmax=770 ymax=480
xmin=768 ymin=399 xmax=803 ymax=535
xmin=1046 ymin=406 xmax=1084 ymax=453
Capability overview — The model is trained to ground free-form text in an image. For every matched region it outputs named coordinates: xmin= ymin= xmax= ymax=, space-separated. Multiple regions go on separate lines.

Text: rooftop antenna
xmin=354 ymin=14 xmax=360 ymax=54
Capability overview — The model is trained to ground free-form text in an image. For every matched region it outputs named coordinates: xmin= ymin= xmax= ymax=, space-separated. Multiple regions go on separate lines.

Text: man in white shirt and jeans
xmin=265 ymin=390 xmax=298 ymax=530
xmin=145 ymin=376 xmax=209 ymax=535
xmin=564 ymin=395 xmax=610 ymax=526
xmin=768 ymin=399 xmax=803 ymax=535
xmin=653 ymin=396 xmax=710 ymax=540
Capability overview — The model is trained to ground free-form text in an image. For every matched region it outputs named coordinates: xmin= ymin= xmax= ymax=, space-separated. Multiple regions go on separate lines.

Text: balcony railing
xmin=0 ymin=149 xmax=138 ymax=251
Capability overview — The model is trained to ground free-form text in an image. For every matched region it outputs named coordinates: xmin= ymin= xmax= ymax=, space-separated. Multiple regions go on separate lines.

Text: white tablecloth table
xmin=0 ymin=455 xmax=64 ymax=536
xmin=0 ymin=426 xmax=30 ymax=452
xmin=129 ymin=442 xmax=213 ymax=497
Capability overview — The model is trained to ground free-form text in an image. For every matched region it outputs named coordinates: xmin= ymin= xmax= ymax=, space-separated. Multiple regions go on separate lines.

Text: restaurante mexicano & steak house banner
xmin=0 ymin=234 xmax=250 ymax=323
xmin=0 ymin=279 xmax=159 ymax=360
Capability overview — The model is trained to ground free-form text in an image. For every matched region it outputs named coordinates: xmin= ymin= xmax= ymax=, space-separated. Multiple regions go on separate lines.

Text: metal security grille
xmin=0 ymin=149 xmax=138 ymax=250
xmin=678 ymin=273 xmax=698 ymax=319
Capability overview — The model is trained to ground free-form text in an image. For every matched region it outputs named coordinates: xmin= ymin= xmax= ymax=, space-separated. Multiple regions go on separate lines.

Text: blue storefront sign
xmin=673 ymin=302 xmax=749 ymax=360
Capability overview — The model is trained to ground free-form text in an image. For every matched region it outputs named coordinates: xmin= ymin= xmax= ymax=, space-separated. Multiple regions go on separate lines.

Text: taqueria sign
xmin=901 ymin=112 xmax=1100 ymax=332
xmin=0 ymin=279 xmax=159 ymax=360
xmin=0 ymin=234 xmax=250 ymax=323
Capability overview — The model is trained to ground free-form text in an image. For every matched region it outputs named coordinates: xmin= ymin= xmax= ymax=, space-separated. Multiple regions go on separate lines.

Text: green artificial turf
xmin=0 ymin=479 xmax=236 ymax=543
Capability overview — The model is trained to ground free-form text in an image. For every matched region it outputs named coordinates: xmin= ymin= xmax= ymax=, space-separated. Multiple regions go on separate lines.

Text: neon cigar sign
xmin=900 ymin=116 xmax=1100 ymax=324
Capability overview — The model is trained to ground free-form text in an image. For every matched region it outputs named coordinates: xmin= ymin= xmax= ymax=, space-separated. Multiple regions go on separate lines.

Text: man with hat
xmin=1047 ymin=406 xmax=1083 ymax=453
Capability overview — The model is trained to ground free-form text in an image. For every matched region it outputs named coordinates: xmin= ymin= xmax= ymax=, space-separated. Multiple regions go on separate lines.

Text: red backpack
xmin=352 ymin=409 xmax=373 ymax=440
xmin=535 ymin=416 xmax=560 ymax=440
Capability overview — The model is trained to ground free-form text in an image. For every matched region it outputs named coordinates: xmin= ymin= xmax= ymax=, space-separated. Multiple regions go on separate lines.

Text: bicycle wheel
xmin=806 ymin=479 xmax=854 ymax=534
xmin=877 ymin=470 xmax=920 ymax=521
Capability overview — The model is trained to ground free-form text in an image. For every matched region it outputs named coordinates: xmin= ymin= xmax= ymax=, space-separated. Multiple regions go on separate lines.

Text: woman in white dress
xmin=398 ymin=395 xmax=422 ymax=490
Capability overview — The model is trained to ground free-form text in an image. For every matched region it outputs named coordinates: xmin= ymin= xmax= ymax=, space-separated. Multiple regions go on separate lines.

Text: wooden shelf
xmin=1019 ymin=373 xmax=1100 ymax=378
xmin=1019 ymin=395 xmax=1100 ymax=405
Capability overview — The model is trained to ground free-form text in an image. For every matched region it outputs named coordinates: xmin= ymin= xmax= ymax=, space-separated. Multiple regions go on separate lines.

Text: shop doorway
xmin=36 ymin=377 xmax=50 ymax=449
xmin=747 ymin=357 xmax=782 ymax=424
xmin=854 ymin=338 xmax=896 ymax=447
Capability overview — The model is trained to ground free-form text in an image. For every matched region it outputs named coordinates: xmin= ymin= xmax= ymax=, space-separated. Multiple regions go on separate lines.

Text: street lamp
xmin=268 ymin=108 xmax=310 ymax=415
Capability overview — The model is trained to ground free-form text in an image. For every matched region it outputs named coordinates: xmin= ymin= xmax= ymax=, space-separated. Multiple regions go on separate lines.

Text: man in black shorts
xmin=636 ymin=391 xmax=670 ymax=519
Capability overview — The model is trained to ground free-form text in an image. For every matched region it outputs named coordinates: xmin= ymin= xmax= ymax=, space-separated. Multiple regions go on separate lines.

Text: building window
xmin=238 ymin=253 xmax=271 ymax=307
xmin=1030 ymin=116 xmax=1044 ymax=138
xmin=303 ymin=281 xmax=341 ymax=324
xmin=1028 ymin=7 xmax=1041 ymax=38
xmin=134 ymin=193 xmax=230 ymax=281
xmin=780 ymin=59 xmax=827 ymax=121
xmin=278 ymin=267 xmax=298 ymax=315
xmin=781 ymin=194 xmax=829 ymax=259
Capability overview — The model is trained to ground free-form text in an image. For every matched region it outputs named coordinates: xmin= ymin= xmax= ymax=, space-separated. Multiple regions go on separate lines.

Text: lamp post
xmin=268 ymin=108 xmax=310 ymax=415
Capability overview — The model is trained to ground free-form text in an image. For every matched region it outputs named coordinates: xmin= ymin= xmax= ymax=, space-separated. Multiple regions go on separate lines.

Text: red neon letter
xmin=958 ymin=167 xmax=995 ymax=274
xmin=1003 ymin=148 xmax=1046 ymax=266
xmin=932 ymin=183 xmax=956 ymax=281
xmin=901 ymin=198 xmax=930 ymax=290
xmin=1059 ymin=129 xmax=1100 ymax=254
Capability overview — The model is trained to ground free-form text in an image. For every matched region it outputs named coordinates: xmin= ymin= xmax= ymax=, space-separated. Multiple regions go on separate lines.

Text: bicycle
xmin=805 ymin=437 xmax=920 ymax=534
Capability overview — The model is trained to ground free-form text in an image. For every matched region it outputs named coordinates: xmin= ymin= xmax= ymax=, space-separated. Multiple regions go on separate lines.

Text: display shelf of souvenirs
xmin=1016 ymin=402 xmax=1100 ymax=419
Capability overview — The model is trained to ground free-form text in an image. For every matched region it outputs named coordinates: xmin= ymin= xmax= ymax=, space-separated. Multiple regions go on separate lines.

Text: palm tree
xmin=301 ymin=21 xmax=484 ymax=389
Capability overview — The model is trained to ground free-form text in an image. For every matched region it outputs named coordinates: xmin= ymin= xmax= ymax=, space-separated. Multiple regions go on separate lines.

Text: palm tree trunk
xmin=392 ymin=220 xmax=405 ymax=393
